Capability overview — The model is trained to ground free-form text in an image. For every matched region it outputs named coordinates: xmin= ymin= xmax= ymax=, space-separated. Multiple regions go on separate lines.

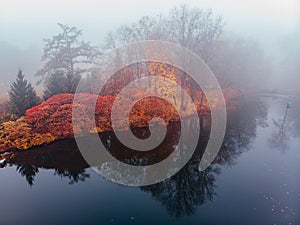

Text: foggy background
xmin=0 ymin=0 xmax=299 ymax=93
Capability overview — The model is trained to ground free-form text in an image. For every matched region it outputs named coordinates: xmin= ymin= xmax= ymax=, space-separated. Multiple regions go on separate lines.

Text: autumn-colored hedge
xmin=0 ymin=93 xmax=180 ymax=152
xmin=0 ymin=118 xmax=55 ymax=151
xmin=24 ymin=93 xmax=179 ymax=137
xmin=0 ymin=88 xmax=238 ymax=153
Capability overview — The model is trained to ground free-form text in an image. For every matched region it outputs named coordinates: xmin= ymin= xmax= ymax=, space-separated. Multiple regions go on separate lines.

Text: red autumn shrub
xmin=0 ymin=86 xmax=238 ymax=152
xmin=24 ymin=93 xmax=182 ymax=141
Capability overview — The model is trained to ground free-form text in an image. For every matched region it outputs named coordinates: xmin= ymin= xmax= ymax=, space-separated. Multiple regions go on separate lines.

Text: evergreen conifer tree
xmin=9 ymin=69 xmax=40 ymax=116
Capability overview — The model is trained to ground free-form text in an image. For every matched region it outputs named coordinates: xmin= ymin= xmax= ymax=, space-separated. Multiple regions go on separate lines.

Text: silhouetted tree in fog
xmin=43 ymin=71 xmax=70 ymax=99
xmin=36 ymin=23 xmax=100 ymax=98
xmin=103 ymin=4 xmax=223 ymax=63
xmin=9 ymin=69 xmax=40 ymax=116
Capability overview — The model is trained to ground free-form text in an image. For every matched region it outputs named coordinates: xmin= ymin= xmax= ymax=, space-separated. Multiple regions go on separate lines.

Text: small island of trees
xmin=0 ymin=5 xmax=269 ymax=153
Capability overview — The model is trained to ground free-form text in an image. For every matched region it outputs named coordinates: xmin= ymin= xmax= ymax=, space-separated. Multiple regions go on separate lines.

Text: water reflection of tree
xmin=289 ymin=102 xmax=300 ymax=137
xmin=16 ymin=164 xmax=39 ymax=186
xmin=141 ymin=99 xmax=268 ymax=217
xmin=9 ymin=139 xmax=91 ymax=186
xmin=268 ymin=102 xmax=299 ymax=152
xmin=141 ymin=154 xmax=220 ymax=217
xmin=17 ymin=164 xmax=90 ymax=186
xmin=54 ymin=169 xmax=90 ymax=184
xmin=216 ymin=99 xmax=268 ymax=166
xmin=269 ymin=126 xmax=290 ymax=152
xmin=15 ymin=165 xmax=90 ymax=186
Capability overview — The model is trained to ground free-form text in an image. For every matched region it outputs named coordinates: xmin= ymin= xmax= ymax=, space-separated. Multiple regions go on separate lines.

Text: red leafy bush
xmin=0 ymin=86 xmax=238 ymax=152
xmin=23 ymin=93 xmax=182 ymax=141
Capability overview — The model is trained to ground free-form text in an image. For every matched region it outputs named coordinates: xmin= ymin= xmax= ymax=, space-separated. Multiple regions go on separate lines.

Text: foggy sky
xmin=0 ymin=0 xmax=299 ymax=89
xmin=1 ymin=0 xmax=299 ymax=48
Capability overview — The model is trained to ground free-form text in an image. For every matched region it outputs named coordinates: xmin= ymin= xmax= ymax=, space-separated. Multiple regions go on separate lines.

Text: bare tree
xmin=36 ymin=23 xmax=100 ymax=97
xmin=103 ymin=5 xmax=223 ymax=59
xmin=168 ymin=5 xmax=223 ymax=63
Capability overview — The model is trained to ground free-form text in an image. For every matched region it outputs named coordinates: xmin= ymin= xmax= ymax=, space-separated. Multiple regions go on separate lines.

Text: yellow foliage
xmin=89 ymin=127 xmax=104 ymax=134
xmin=0 ymin=118 xmax=55 ymax=151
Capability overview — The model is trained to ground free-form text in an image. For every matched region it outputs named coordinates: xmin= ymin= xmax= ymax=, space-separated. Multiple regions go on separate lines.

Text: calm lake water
xmin=1 ymin=97 xmax=300 ymax=225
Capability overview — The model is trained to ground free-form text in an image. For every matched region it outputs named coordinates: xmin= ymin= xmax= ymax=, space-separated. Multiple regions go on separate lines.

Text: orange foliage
xmin=0 ymin=118 xmax=55 ymax=152
xmin=129 ymin=97 xmax=179 ymax=127
xmin=0 ymin=84 xmax=238 ymax=152
xmin=24 ymin=93 xmax=180 ymax=139
xmin=0 ymin=102 xmax=17 ymax=123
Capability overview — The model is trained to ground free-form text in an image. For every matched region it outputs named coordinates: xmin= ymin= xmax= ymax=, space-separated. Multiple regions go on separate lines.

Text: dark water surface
xmin=0 ymin=97 xmax=300 ymax=225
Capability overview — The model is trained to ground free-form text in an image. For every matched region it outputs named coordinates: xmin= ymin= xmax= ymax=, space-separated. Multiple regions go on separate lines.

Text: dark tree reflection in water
xmin=215 ymin=98 xmax=268 ymax=166
xmin=268 ymin=100 xmax=300 ymax=152
xmin=6 ymin=138 xmax=91 ymax=186
xmin=269 ymin=104 xmax=291 ymax=152
xmin=139 ymin=98 xmax=268 ymax=217
xmin=54 ymin=169 xmax=90 ymax=184
xmin=16 ymin=164 xmax=39 ymax=186
xmin=140 ymin=154 xmax=220 ymax=217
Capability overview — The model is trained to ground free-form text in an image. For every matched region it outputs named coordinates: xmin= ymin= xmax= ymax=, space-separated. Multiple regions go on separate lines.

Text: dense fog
xmin=0 ymin=0 xmax=299 ymax=94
